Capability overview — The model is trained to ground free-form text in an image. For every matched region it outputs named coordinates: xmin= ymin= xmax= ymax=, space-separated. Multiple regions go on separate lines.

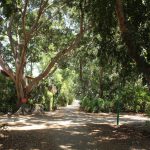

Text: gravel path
xmin=0 ymin=100 xmax=150 ymax=150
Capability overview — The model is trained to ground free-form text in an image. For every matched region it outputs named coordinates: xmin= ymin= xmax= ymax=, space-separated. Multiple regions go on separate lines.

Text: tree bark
xmin=115 ymin=0 xmax=150 ymax=83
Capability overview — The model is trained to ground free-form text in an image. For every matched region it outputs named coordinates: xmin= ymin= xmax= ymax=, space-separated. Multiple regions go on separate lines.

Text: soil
xmin=0 ymin=100 xmax=150 ymax=150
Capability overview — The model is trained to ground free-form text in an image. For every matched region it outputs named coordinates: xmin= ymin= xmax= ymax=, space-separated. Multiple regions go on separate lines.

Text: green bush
xmin=68 ymin=94 xmax=74 ymax=105
xmin=0 ymin=74 xmax=18 ymax=113
xmin=80 ymin=97 xmax=113 ymax=113
xmin=80 ymin=82 xmax=150 ymax=114
xmin=29 ymin=81 xmax=56 ymax=111
xmin=112 ymin=83 xmax=150 ymax=113
xmin=57 ymin=94 xmax=68 ymax=106
xmin=146 ymin=102 xmax=150 ymax=116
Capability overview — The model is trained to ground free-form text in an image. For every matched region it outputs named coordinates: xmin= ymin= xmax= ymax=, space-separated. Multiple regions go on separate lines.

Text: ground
xmin=0 ymin=100 xmax=150 ymax=150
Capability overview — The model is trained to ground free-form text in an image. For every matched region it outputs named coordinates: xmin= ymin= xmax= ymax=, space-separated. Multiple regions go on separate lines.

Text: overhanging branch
xmin=26 ymin=31 xmax=84 ymax=93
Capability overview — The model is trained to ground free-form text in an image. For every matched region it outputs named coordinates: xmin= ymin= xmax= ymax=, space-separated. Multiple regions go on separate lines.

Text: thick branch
xmin=115 ymin=0 xmax=127 ymax=33
xmin=29 ymin=3 xmax=66 ymax=39
xmin=26 ymin=31 xmax=84 ymax=93
xmin=79 ymin=0 xmax=84 ymax=33
xmin=17 ymin=0 xmax=29 ymax=82
xmin=21 ymin=0 xmax=29 ymax=50
xmin=22 ymin=0 xmax=29 ymax=42
xmin=30 ymin=0 xmax=48 ymax=35
xmin=26 ymin=2 xmax=88 ymax=94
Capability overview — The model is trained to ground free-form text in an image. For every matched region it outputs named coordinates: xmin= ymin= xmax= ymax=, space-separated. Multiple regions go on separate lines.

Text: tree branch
xmin=26 ymin=1 xmax=90 ymax=94
xmin=29 ymin=3 xmax=66 ymax=39
xmin=30 ymin=0 xmax=48 ymax=36
xmin=22 ymin=0 xmax=29 ymax=42
xmin=26 ymin=31 xmax=84 ymax=93
xmin=79 ymin=0 xmax=84 ymax=33
xmin=17 ymin=0 xmax=29 ymax=75
xmin=15 ymin=0 xmax=29 ymax=92
xmin=7 ymin=15 xmax=16 ymax=59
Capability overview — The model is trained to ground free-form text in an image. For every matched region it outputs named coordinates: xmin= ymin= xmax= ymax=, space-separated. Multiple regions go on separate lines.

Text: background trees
xmin=0 ymin=0 xmax=150 ymax=114
xmin=77 ymin=0 xmax=150 ymax=113
xmin=83 ymin=0 xmax=150 ymax=85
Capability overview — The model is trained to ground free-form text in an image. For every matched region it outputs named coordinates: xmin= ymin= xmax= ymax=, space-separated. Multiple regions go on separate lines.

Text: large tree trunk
xmin=15 ymin=67 xmax=28 ymax=115
xmin=15 ymin=79 xmax=27 ymax=101
xmin=115 ymin=0 xmax=150 ymax=84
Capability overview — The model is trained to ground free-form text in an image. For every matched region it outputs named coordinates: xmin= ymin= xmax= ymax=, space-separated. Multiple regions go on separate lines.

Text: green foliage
xmin=80 ymin=78 xmax=150 ymax=114
xmin=29 ymin=66 xmax=77 ymax=109
xmin=113 ymin=82 xmax=150 ymax=113
xmin=53 ymin=68 xmax=76 ymax=106
xmin=145 ymin=102 xmax=150 ymax=116
xmin=0 ymin=74 xmax=17 ymax=113
xmin=80 ymin=97 xmax=112 ymax=113
xmin=29 ymin=81 xmax=55 ymax=111
xmin=0 ymin=0 xmax=20 ymax=18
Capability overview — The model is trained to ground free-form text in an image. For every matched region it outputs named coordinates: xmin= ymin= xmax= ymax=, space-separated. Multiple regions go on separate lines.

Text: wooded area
xmin=0 ymin=0 xmax=150 ymax=115
xmin=0 ymin=0 xmax=150 ymax=149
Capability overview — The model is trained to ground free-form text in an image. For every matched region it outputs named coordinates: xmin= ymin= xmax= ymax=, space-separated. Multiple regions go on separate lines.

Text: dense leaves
xmin=0 ymin=74 xmax=17 ymax=113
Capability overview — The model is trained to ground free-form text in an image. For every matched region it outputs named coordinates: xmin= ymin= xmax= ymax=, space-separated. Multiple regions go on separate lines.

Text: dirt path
xmin=0 ymin=100 xmax=150 ymax=150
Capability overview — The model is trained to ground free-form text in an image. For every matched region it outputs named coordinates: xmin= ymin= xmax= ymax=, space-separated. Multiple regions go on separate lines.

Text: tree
xmin=115 ymin=0 xmax=150 ymax=85
xmin=75 ymin=0 xmax=150 ymax=113
xmin=81 ymin=0 xmax=150 ymax=86
xmin=0 ymin=0 xmax=85 ymax=102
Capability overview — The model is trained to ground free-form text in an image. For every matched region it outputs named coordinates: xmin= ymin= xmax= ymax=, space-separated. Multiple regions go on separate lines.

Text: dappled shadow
xmin=14 ymin=109 xmax=149 ymax=127
xmin=0 ymin=100 xmax=150 ymax=149
xmin=1 ymin=99 xmax=150 ymax=129
xmin=1 ymin=111 xmax=149 ymax=129
xmin=1 ymin=124 xmax=150 ymax=150
xmin=89 ymin=123 xmax=150 ymax=150
xmin=0 ymin=125 xmax=95 ymax=150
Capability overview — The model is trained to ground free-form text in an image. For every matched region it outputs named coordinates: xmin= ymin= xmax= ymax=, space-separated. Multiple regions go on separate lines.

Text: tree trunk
xmin=15 ymin=72 xmax=28 ymax=115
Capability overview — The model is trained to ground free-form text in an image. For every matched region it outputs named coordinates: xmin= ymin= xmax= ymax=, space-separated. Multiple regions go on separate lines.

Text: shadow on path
xmin=1 ymin=124 xmax=150 ymax=150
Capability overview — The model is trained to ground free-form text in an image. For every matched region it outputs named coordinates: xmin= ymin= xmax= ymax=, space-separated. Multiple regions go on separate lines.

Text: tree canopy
xmin=0 ymin=0 xmax=86 ymax=101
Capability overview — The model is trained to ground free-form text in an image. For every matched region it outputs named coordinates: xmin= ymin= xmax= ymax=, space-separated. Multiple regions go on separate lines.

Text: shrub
xmin=0 ymin=74 xmax=17 ymax=113
xmin=146 ymin=102 xmax=150 ymax=116
xmin=57 ymin=94 xmax=67 ymax=106
xmin=80 ymin=97 xmax=113 ymax=113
